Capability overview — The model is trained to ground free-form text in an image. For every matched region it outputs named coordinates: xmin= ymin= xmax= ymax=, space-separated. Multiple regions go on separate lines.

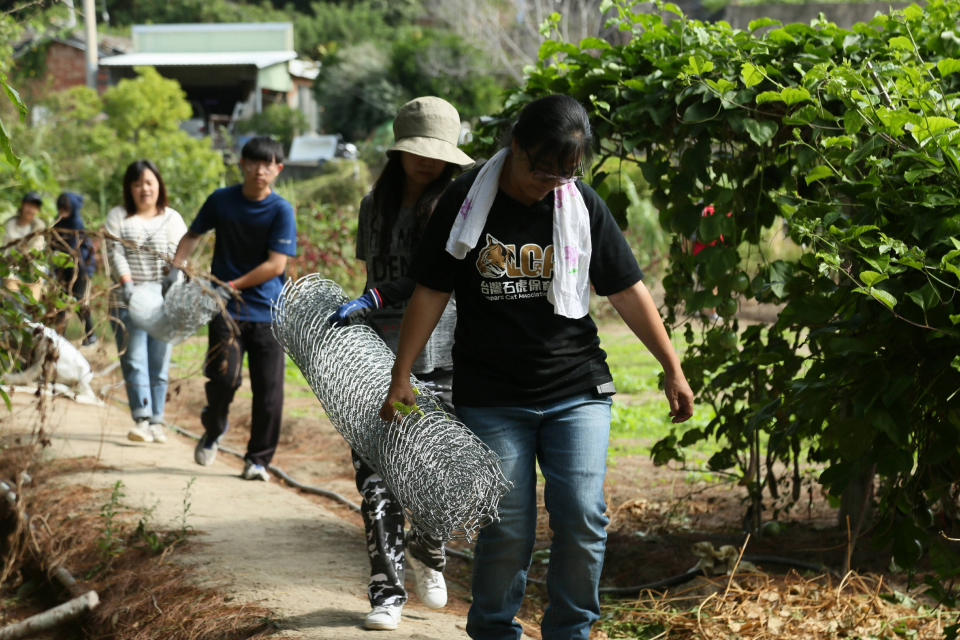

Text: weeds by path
xmin=0 ymin=448 xmax=276 ymax=640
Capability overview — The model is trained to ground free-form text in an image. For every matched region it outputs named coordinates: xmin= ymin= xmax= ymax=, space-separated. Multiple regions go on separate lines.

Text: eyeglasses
xmin=525 ymin=151 xmax=585 ymax=185
xmin=242 ymin=160 xmax=279 ymax=172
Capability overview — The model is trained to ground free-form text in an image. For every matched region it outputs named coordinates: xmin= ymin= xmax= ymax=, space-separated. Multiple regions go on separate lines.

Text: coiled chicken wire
xmin=128 ymin=280 xmax=220 ymax=345
xmin=272 ymin=274 xmax=511 ymax=542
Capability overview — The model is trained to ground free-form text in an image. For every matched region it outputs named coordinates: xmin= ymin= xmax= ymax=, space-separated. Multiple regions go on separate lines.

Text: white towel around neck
xmin=445 ymin=148 xmax=592 ymax=319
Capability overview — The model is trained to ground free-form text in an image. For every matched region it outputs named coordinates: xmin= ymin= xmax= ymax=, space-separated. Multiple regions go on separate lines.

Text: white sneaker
xmin=127 ymin=420 xmax=153 ymax=443
xmin=364 ymin=604 xmax=402 ymax=630
xmin=242 ymin=461 xmax=270 ymax=482
xmin=148 ymin=423 xmax=168 ymax=444
xmin=406 ymin=553 xmax=447 ymax=609
xmin=194 ymin=432 xmax=222 ymax=466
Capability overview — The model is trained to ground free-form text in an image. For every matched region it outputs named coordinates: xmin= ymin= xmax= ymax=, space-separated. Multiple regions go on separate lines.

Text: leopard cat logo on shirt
xmin=476 ymin=233 xmax=515 ymax=278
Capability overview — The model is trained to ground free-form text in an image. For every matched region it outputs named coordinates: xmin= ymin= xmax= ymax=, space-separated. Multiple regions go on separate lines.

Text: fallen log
xmin=0 ymin=591 xmax=99 ymax=640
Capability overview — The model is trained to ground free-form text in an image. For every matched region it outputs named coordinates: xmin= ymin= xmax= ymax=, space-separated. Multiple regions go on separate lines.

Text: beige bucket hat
xmin=388 ymin=97 xmax=475 ymax=168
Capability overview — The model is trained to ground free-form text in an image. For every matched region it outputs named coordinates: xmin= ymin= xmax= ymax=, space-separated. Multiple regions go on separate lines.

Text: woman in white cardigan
xmin=104 ymin=160 xmax=187 ymax=443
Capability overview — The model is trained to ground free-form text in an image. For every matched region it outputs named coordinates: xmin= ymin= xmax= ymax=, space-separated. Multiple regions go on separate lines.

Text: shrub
xmin=470 ymin=0 xmax=960 ymax=604
xmin=236 ymin=104 xmax=309 ymax=153
xmin=22 ymin=68 xmax=225 ymax=223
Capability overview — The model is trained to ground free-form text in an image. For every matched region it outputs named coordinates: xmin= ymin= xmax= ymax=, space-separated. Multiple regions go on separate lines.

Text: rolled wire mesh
xmin=272 ymin=274 xmax=511 ymax=542
xmin=128 ymin=280 xmax=220 ymax=345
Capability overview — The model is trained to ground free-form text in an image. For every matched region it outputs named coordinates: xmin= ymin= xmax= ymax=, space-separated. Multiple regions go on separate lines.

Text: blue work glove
xmin=327 ymin=290 xmax=381 ymax=326
xmin=121 ymin=280 xmax=135 ymax=304
xmin=162 ymin=266 xmax=181 ymax=295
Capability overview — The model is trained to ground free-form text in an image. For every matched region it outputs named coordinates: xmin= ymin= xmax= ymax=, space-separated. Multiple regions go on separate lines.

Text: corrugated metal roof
xmin=99 ymin=51 xmax=297 ymax=68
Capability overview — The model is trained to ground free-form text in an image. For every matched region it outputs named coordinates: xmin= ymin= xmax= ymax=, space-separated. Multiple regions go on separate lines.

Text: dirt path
xmin=6 ymin=392 xmax=469 ymax=640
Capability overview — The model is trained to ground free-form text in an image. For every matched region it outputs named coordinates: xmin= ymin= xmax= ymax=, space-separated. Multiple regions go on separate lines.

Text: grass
xmin=609 ymin=403 xmax=715 ymax=444
xmin=600 ymin=326 xmax=682 ymax=396
xmin=599 ymin=327 xmax=717 ymax=453
xmin=168 ymin=337 xmax=315 ymax=398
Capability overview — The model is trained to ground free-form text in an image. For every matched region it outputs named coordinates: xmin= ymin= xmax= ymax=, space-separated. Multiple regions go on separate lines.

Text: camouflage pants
xmin=353 ymin=451 xmax=446 ymax=607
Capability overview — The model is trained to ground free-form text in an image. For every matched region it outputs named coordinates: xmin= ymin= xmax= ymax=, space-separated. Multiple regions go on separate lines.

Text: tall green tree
xmin=315 ymin=28 xmax=506 ymax=140
xmin=102 ymin=67 xmax=192 ymax=141
xmin=314 ymin=42 xmax=407 ymax=141
xmin=390 ymin=28 xmax=503 ymax=121
xmin=27 ymin=67 xmax=224 ymax=222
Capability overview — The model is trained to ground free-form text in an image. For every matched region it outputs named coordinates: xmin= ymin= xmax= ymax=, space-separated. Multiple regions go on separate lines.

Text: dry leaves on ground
xmin=598 ymin=570 xmax=956 ymax=639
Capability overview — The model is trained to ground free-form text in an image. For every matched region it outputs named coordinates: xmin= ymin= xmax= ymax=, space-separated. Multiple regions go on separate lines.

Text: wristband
xmin=228 ymin=280 xmax=236 ymax=289
xmin=369 ymin=288 xmax=383 ymax=309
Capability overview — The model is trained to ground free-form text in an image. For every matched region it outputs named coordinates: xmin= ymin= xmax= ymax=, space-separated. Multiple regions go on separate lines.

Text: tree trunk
xmin=839 ymin=463 xmax=876 ymax=574
xmin=838 ymin=466 xmax=875 ymax=530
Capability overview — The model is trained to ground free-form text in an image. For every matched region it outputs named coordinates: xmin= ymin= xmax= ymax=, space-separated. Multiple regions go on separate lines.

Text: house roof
xmin=132 ymin=22 xmax=292 ymax=34
xmin=99 ymin=51 xmax=297 ymax=68
xmin=12 ymin=28 xmax=132 ymax=59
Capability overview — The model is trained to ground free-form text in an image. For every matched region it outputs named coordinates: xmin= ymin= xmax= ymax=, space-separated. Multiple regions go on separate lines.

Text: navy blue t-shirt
xmin=190 ymin=185 xmax=297 ymax=323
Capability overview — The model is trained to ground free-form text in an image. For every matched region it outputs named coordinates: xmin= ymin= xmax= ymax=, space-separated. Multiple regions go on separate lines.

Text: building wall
xmin=289 ymin=76 xmax=318 ymax=132
xmin=18 ymin=41 xmax=110 ymax=103
xmin=44 ymin=42 xmax=86 ymax=92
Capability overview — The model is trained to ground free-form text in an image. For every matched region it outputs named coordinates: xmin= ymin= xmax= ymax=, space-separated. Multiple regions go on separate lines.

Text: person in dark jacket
xmin=54 ymin=192 xmax=96 ymax=345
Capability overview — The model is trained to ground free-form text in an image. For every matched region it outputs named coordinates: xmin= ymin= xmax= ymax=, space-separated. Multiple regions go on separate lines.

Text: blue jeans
xmin=457 ymin=391 xmax=612 ymax=640
xmin=111 ymin=306 xmax=172 ymax=424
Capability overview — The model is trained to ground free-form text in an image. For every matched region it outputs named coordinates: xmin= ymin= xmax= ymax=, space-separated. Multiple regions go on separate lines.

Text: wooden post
xmin=83 ymin=0 xmax=97 ymax=90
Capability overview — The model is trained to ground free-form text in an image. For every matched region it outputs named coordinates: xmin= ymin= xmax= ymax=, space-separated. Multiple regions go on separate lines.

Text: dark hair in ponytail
xmin=499 ymin=94 xmax=594 ymax=173
xmin=371 ymin=153 xmax=457 ymax=252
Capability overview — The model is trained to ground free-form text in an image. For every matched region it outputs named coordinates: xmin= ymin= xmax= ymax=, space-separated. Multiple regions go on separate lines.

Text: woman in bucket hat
xmin=327 ymin=96 xmax=474 ymax=631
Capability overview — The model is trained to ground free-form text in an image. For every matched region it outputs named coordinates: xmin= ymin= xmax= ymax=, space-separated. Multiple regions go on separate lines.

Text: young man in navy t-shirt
xmin=165 ymin=136 xmax=297 ymax=481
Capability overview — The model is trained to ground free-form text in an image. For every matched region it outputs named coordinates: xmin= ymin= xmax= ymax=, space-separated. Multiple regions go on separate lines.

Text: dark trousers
xmin=203 ymin=313 xmax=285 ymax=466
xmin=56 ymin=270 xmax=94 ymax=341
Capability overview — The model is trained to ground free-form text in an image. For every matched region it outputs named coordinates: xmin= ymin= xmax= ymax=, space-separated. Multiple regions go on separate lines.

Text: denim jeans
xmin=457 ymin=391 xmax=612 ymax=640
xmin=111 ymin=306 xmax=172 ymax=424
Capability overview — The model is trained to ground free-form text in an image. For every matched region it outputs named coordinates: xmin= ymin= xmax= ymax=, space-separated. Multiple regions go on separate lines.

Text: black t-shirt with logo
xmin=409 ymin=166 xmax=644 ymax=407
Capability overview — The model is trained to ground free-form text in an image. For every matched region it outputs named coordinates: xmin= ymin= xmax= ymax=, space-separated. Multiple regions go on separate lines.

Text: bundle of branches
xmin=0 ymin=450 xmax=275 ymax=640
xmin=598 ymin=571 xmax=957 ymax=639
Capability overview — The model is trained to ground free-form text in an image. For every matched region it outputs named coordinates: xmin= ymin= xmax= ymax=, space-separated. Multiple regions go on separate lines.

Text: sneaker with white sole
xmin=405 ymin=552 xmax=447 ymax=609
xmin=194 ymin=432 xmax=224 ymax=466
xmin=242 ymin=461 xmax=270 ymax=482
xmin=148 ymin=423 xmax=168 ymax=444
xmin=127 ymin=420 xmax=153 ymax=443
xmin=364 ymin=604 xmax=403 ymax=630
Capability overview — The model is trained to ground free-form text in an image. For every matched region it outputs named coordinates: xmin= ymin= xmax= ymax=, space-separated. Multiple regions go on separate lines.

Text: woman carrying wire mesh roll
xmin=381 ymin=95 xmax=695 ymax=640
xmin=104 ymin=160 xmax=187 ymax=444
xmin=326 ymin=97 xmax=474 ymax=631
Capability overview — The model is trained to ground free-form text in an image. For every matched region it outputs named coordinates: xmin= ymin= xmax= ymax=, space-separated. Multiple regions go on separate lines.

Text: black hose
xmin=527 ymin=554 xmax=836 ymax=596
xmin=742 ymin=554 xmax=839 ymax=577
xmin=168 ymin=425 xmax=363 ymax=513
